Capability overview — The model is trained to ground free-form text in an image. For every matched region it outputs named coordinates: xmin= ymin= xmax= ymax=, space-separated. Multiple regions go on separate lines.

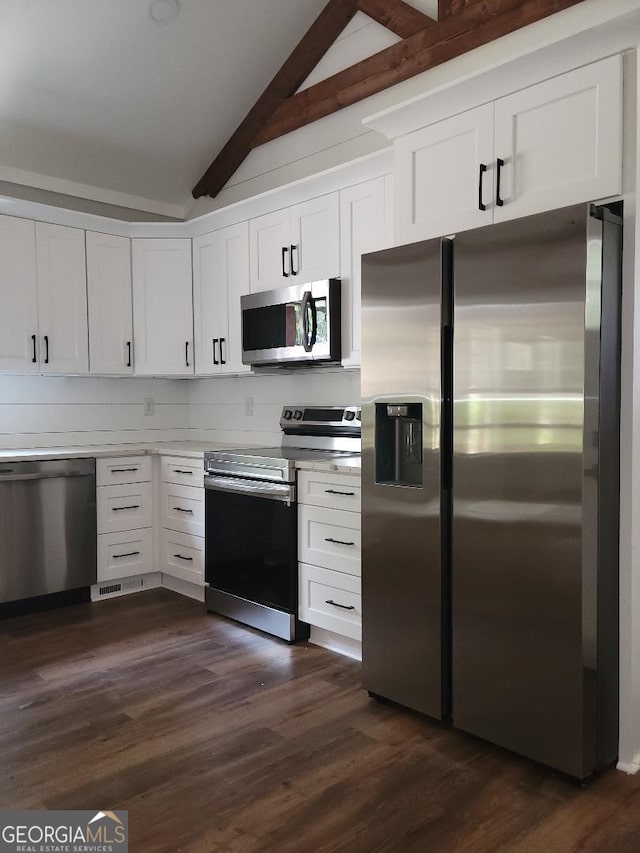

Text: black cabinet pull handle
xmin=126 ymin=341 xmax=132 ymax=368
xmin=496 ymin=157 xmax=505 ymax=207
xmin=173 ymin=469 xmax=193 ymax=475
xmin=111 ymin=468 xmax=139 ymax=473
xmin=324 ymin=489 xmax=355 ymax=496
xmin=324 ymin=537 xmax=355 ymax=546
xmin=173 ymin=506 xmax=194 ymax=514
xmin=44 ymin=335 xmax=49 ymax=364
xmin=281 ymin=246 xmax=289 ymax=277
xmin=112 ymin=505 xmax=140 ymax=511
xmin=290 ymin=244 xmax=299 ymax=275
xmin=174 ymin=553 xmax=193 ymax=561
xmin=478 ymin=163 xmax=487 ymax=211
xmin=113 ymin=551 xmax=141 ymax=559
xmin=185 ymin=341 xmax=190 ymax=367
xmin=212 ymin=338 xmax=219 ymax=365
xmin=325 ymin=599 xmax=355 ymax=611
xmin=220 ymin=337 xmax=226 ymax=365
xmin=32 ymin=334 xmax=37 ymax=363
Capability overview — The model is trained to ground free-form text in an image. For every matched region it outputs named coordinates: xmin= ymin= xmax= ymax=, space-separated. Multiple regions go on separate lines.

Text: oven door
xmin=241 ymin=279 xmax=341 ymax=366
xmin=204 ymin=475 xmax=298 ymax=616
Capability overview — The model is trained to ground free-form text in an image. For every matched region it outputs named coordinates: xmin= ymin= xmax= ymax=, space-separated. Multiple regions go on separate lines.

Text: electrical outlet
xmin=244 ymin=396 xmax=254 ymax=417
xmin=144 ymin=397 xmax=155 ymax=416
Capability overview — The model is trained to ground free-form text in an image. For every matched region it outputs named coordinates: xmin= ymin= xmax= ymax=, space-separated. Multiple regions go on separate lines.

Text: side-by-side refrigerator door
xmin=361 ymin=238 xmax=449 ymax=720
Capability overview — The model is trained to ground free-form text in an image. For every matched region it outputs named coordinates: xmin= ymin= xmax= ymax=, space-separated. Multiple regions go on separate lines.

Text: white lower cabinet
xmin=96 ymin=455 xmax=153 ymax=584
xmin=159 ymin=454 xmax=205 ymax=591
xmin=298 ymin=470 xmax=361 ymax=653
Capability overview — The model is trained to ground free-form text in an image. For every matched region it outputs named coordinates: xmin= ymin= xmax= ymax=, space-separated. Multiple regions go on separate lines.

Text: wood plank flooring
xmin=1 ymin=588 xmax=640 ymax=853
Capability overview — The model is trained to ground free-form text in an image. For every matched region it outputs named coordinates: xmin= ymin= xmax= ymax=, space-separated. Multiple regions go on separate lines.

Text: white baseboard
xmin=617 ymin=753 xmax=640 ymax=774
xmin=309 ymin=626 xmax=362 ymax=661
xmin=161 ymin=573 xmax=205 ymax=602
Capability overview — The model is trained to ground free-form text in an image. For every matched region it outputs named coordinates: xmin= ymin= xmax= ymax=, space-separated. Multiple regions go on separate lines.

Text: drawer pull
xmin=112 ymin=505 xmax=140 ymax=511
xmin=173 ymin=506 xmax=194 ymax=514
xmin=325 ymin=599 xmax=355 ymax=611
xmin=173 ymin=469 xmax=193 ymax=475
xmin=324 ymin=489 xmax=355 ymax=496
xmin=325 ymin=537 xmax=355 ymax=547
xmin=111 ymin=468 xmax=139 ymax=473
xmin=113 ymin=551 xmax=141 ymax=559
xmin=174 ymin=553 xmax=193 ymax=561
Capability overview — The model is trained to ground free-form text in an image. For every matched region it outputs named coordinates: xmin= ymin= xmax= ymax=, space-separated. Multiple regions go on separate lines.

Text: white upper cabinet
xmin=249 ymin=192 xmax=340 ymax=292
xmin=132 ymin=238 xmax=194 ymax=376
xmin=86 ymin=232 xmax=133 ymax=375
xmin=493 ymin=56 xmax=622 ymax=223
xmin=340 ymin=177 xmax=392 ymax=367
xmin=396 ymin=104 xmax=494 ymax=243
xmin=0 ymin=216 xmax=39 ymax=372
xmin=395 ymin=55 xmax=622 ymax=242
xmin=35 ymin=222 xmax=88 ymax=374
xmin=193 ymin=222 xmax=251 ymax=376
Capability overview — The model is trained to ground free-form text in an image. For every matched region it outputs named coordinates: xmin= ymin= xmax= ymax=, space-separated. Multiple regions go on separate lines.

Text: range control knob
xmin=283 ymin=410 xmax=293 ymax=420
xmin=293 ymin=410 xmax=303 ymax=420
xmin=344 ymin=411 xmax=355 ymax=421
xmin=356 ymin=411 xmax=361 ymax=421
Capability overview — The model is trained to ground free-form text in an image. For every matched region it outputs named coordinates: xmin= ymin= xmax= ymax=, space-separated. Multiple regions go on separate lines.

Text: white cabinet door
xmin=86 ymin=232 xmax=133 ymax=375
xmin=0 ymin=216 xmax=39 ymax=372
xmin=249 ymin=208 xmax=291 ymax=292
xmin=132 ymin=238 xmax=194 ymax=376
xmin=395 ymin=103 xmax=494 ymax=243
xmin=193 ymin=223 xmax=250 ymax=376
xmin=493 ymin=55 xmax=622 ymax=223
xmin=35 ymin=222 xmax=88 ymax=374
xmin=339 ymin=178 xmax=389 ymax=367
xmin=291 ymin=193 xmax=340 ymax=284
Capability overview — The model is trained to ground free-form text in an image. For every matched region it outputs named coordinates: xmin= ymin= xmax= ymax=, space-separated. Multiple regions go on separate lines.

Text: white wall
xmin=0 ymin=375 xmax=189 ymax=449
xmin=187 ymin=369 xmax=360 ymax=445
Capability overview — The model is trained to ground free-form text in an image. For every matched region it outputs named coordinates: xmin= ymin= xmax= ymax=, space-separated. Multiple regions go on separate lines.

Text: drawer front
xmin=161 ymin=455 xmax=203 ymax=487
xmin=299 ymin=562 xmax=361 ymax=640
xmin=97 ymin=482 xmax=153 ymax=533
xmin=97 ymin=528 xmax=153 ymax=582
xmin=298 ymin=504 xmax=361 ymax=576
xmin=96 ymin=455 xmax=151 ymax=486
xmin=161 ymin=529 xmax=204 ymax=585
xmin=298 ymin=470 xmax=361 ymax=511
xmin=160 ymin=482 xmax=204 ymax=536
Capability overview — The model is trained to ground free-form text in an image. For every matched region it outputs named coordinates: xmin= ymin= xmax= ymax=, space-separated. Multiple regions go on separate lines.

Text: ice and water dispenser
xmin=375 ymin=403 xmax=423 ymax=487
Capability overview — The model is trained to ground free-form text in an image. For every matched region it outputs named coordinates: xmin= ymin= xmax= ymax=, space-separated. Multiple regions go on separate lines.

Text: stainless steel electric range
xmin=203 ymin=405 xmax=361 ymax=642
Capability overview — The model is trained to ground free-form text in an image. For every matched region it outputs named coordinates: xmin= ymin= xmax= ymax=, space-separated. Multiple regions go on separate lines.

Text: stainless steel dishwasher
xmin=0 ymin=458 xmax=97 ymax=604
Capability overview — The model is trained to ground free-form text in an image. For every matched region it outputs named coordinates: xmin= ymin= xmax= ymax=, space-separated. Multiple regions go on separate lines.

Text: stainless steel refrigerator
xmin=361 ymin=202 xmax=621 ymax=779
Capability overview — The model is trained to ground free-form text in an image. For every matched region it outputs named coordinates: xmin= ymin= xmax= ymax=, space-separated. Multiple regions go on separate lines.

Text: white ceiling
xmin=0 ymin=0 xmax=437 ymax=218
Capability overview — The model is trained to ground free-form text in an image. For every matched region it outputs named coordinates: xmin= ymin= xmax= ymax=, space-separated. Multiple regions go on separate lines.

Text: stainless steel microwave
xmin=241 ymin=279 xmax=341 ymax=367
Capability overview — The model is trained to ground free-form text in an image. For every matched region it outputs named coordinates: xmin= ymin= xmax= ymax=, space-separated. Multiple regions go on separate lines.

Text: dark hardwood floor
xmin=1 ymin=589 xmax=640 ymax=853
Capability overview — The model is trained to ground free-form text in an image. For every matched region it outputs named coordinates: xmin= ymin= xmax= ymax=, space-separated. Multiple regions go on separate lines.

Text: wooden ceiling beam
xmin=252 ymin=0 xmax=586 ymax=149
xmin=438 ymin=0 xmax=485 ymax=18
xmin=192 ymin=0 xmax=359 ymax=199
xmin=357 ymin=0 xmax=435 ymax=38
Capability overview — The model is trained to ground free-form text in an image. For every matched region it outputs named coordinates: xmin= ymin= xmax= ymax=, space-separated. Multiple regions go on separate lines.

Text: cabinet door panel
xmin=36 ymin=223 xmax=88 ymax=374
xmin=494 ymin=55 xmax=622 ymax=222
xmin=395 ymin=103 xmax=494 ymax=243
xmin=291 ymin=193 xmax=340 ymax=284
xmin=193 ymin=223 xmax=250 ymax=376
xmin=86 ymin=232 xmax=133 ymax=375
xmin=0 ymin=216 xmax=39 ymax=372
xmin=249 ymin=209 xmax=291 ymax=292
xmin=132 ymin=239 xmax=193 ymax=375
xmin=340 ymin=178 xmax=388 ymax=366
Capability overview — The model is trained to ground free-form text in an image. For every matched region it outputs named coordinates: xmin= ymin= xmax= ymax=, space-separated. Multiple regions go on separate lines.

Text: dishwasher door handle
xmin=0 ymin=471 xmax=94 ymax=482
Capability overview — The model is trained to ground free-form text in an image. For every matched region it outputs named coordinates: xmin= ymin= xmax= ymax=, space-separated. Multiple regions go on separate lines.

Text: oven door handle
xmin=204 ymin=474 xmax=295 ymax=504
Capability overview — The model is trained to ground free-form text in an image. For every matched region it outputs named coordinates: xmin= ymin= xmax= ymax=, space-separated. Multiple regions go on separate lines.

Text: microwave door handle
xmin=301 ymin=290 xmax=313 ymax=352
xmin=309 ymin=294 xmax=317 ymax=347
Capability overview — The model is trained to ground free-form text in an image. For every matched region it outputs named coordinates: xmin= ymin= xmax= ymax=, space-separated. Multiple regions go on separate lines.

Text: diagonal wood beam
xmin=252 ymin=0 xmax=587 ymax=149
xmin=192 ymin=0 xmax=359 ymax=199
xmin=439 ymin=0 xmax=485 ymax=18
xmin=357 ymin=0 xmax=435 ymax=38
